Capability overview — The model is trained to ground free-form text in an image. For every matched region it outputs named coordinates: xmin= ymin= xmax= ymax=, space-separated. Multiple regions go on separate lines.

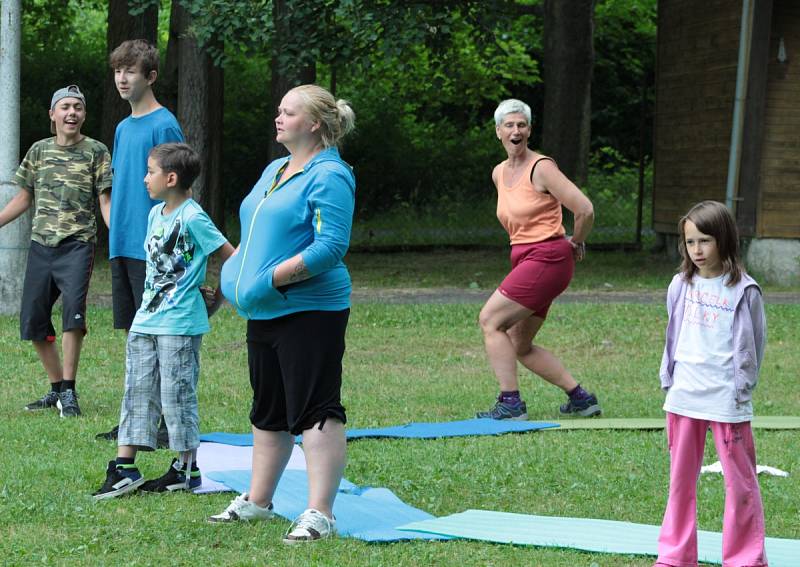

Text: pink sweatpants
xmin=656 ymin=412 xmax=767 ymax=567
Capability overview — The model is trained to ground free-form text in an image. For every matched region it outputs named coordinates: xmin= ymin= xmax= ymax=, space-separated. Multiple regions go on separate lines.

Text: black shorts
xmin=247 ymin=309 xmax=349 ymax=436
xmin=20 ymin=238 xmax=95 ymax=341
xmin=110 ymin=257 xmax=146 ymax=330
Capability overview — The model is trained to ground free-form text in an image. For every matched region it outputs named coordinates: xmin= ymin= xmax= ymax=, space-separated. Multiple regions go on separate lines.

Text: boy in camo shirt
xmin=0 ymin=85 xmax=111 ymax=417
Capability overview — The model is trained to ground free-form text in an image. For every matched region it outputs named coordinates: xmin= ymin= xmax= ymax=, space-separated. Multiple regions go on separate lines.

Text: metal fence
xmin=350 ymin=168 xmax=653 ymax=252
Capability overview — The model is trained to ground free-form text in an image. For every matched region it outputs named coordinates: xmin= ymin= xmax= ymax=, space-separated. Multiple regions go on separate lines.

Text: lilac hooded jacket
xmin=658 ymin=272 xmax=767 ymax=404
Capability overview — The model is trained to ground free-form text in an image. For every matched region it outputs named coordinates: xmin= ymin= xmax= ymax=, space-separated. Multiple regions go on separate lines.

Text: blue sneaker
xmin=559 ymin=393 xmax=602 ymax=417
xmin=93 ymin=461 xmax=144 ymax=500
xmin=476 ymin=397 xmax=528 ymax=420
xmin=140 ymin=458 xmax=201 ymax=493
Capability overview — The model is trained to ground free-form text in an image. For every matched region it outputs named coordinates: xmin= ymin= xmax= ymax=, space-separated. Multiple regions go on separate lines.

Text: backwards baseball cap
xmin=50 ymin=84 xmax=86 ymax=110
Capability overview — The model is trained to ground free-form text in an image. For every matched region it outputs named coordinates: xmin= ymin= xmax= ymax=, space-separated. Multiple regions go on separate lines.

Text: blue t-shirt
xmin=109 ymin=107 xmax=183 ymax=260
xmin=130 ymin=199 xmax=228 ymax=336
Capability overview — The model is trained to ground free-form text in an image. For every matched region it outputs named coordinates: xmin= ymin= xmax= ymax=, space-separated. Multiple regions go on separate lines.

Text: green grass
xmin=88 ymin=248 xmax=683 ymax=299
xmin=88 ymin=248 xmax=800 ymax=297
xmin=347 ymin=249 xmax=800 ymax=293
xmin=1 ymin=302 xmax=798 ymax=566
xmin=347 ymin=248 xmax=680 ymax=291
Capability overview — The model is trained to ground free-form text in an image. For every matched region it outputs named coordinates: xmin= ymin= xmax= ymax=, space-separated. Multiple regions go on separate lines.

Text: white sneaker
xmin=283 ymin=508 xmax=336 ymax=544
xmin=208 ymin=493 xmax=273 ymax=523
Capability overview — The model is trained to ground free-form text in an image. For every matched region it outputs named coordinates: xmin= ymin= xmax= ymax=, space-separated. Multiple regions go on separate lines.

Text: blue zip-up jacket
xmin=658 ymin=272 xmax=767 ymax=403
xmin=220 ymin=147 xmax=355 ymax=320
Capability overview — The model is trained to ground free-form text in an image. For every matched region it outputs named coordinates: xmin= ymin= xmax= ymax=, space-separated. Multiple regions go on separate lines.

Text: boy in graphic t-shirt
xmin=93 ymin=143 xmax=234 ymax=499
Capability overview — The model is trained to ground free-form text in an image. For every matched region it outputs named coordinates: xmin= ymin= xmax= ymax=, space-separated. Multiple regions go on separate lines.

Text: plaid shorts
xmin=118 ymin=333 xmax=202 ymax=452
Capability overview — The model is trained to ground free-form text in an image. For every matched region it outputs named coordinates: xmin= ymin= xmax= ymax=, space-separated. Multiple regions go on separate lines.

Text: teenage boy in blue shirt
xmin=98 ymin=39 xmax=184 ymax=441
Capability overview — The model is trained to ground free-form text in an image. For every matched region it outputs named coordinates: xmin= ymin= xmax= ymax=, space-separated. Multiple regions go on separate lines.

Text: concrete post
xmin=746 ymin=239 xmax=800 ymax=287
xmin=0 ymin=0 xmax=30 ymax=316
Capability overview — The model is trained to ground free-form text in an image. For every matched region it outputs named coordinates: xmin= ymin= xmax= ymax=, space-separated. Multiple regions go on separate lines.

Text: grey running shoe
xmin=56 ymin=389 xmax=81 ymax=417
xmin=25 ymin=390 xmax=60 ymax=411
xmin=476 ymin=397 xmax=528 ymax=420
xmin=559 ymin=393 xmax=602 ymax=417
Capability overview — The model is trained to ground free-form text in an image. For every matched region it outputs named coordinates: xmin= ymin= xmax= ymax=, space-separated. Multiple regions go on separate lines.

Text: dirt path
xmin=88 ymin=288 xmax=800 ymax=307
xmin=348 ymin=288 xmax=800 ymax=305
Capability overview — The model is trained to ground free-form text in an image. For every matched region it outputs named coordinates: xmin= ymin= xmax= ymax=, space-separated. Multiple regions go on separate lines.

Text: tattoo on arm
xmin=287 ymin=259 xmax=311 ymax=284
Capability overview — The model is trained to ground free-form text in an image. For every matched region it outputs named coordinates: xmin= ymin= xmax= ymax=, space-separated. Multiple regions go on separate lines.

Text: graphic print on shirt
xmin=682 ymin=286 xmax=735 ymax=329
xmin=663 ymin=275 xmax=751 ymax=423
xmin=142 ymin=216 xmax=194 ymax=313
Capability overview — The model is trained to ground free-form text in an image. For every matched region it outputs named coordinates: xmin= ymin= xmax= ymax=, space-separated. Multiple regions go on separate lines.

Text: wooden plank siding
xmin=653 ymin=0 xmax=741 ymax=233
xmin=757 ymin=0 xmax=800 ymax=238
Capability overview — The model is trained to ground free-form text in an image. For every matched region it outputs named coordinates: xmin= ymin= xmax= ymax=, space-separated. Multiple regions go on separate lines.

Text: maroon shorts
xmin=498 ymin=237 xmax=574 ymax=318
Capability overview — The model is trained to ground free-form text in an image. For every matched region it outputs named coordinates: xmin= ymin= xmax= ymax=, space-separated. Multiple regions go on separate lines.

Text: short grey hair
xmin=494 ymin=99 xmax=532 ymax=126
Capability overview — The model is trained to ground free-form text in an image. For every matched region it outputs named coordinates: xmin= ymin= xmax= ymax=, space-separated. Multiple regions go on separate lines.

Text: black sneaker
xmin=95 ymin=425 xmax=119 ymax=441
xmin=476 ymin=397 xmax=528 ymax=420
xmin=24 ymin=390 xmax=60 ymax=411
xmin=559 ymin=393 xmax=602 ymax=417
xmin=92 ymin=460 xmax=144 ymax=500
xmin=140 ymin=458 xmax=201 ymax=493
xmin=56 ymin=389 xmax=81 ymax=417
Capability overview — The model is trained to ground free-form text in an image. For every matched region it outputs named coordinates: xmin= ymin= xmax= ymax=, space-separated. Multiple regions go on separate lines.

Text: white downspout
xmin=726 ymin=0 xmax=755 ymax=213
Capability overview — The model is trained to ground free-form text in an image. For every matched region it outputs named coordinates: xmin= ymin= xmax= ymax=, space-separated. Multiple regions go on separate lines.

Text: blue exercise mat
xmin=200 ymin=432 xmax=255 ymax=446
xmin=200 ymin=418 xmax=559 ymax=446
xmin=207 ymin=469 xmax=448 ymax=542
xmin=398 ymin=510 xmax=799 ymax=566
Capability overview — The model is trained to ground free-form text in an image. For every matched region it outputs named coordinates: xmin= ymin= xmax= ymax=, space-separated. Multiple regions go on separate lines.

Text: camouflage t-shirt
xmin=14 ymin=136 xmax=112 ymax=247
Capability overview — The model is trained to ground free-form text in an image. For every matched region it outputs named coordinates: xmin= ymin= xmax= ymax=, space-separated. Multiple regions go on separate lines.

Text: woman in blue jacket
xmin=210 ymin=85 xmax=356 ymax=543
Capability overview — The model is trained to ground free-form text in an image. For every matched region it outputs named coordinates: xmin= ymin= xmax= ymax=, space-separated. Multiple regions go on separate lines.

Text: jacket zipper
xmin=233 ymin=165 xmax=305 ymax=315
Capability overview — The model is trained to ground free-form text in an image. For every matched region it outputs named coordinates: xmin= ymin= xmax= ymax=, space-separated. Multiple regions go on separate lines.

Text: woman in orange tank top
xmin=476 ymin=99 xmax=602 ymax=421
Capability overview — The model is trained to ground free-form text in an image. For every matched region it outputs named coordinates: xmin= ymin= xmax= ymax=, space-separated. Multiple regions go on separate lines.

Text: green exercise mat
xmin=398 ymin=510 xmax=798 ymax=566
xmin=551 ymin=416 xmax=800 ymax=430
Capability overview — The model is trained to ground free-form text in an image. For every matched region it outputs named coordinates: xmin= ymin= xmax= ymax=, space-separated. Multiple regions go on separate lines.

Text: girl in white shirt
xmin=654 ymin=201 xmax=767 ymax=567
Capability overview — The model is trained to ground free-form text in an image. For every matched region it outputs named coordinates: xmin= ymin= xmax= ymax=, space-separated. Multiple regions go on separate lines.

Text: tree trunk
xmin=174 ymin=2 xmax=226 ymax=231
xmin=101 ymin=0 xmax=158 ymax=150
xmin=268 ymin=0 xmax=317 ymax=163
xmin=160 ymin=0 xmax=181 ymax=116
xmin=542 ymin=0 xmax=594 ymax=186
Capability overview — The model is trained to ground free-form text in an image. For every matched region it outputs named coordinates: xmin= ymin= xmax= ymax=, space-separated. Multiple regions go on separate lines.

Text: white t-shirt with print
xmin=663 ymin=274 xmax=753 ymax=422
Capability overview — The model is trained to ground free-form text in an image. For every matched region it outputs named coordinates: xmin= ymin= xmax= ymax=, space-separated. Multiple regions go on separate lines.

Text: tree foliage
xmin=165 ymin=0 xmax=547 ymax=211
xmin=19 ymin=0 xmax=106 ymax=153
xmin=19 ymin=0 xmax=658 ymax=219
xmin=176 ymin=0 xmax=539 ymax=82
xmin=593 ymin=0 xmax=657 ymax=162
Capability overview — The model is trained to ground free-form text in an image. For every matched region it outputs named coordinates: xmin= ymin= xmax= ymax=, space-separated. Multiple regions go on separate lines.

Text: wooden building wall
xmin=757 ymin=0 xmax=800 ymax=238
xmin=653 ymin=0 xmax=742 ymax=233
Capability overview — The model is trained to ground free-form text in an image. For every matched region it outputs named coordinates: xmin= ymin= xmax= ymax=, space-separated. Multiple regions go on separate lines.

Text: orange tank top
xmin=495 ymin=157 xmax=565 ymax=244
